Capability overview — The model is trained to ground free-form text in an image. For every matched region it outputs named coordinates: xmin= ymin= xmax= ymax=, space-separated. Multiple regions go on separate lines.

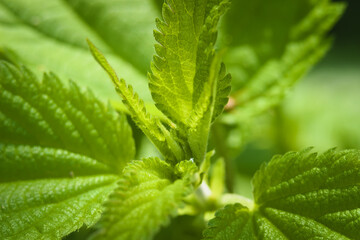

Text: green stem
xmin=212 ymin=123 xmax=235 ymax=192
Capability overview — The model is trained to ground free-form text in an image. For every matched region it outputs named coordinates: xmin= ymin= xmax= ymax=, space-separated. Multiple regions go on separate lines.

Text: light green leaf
xmin=204 ymin=149 xmax=360 ymax=239
xmin=149 ymin=0 xmax=230 ymax=125
xmin=221 ymin=0 xmax=345 ymax=123
xmin=88 ymin=0 xmax=231 ymax=165
xmin=0 ymin=61 xmax=135 ymax=239
xmin=93 ymin=157 xmax=197 ymax=240
xmin=148 ymin=0 xmax=230 ymax=165
xmin=0 ymin=172 xmax=118 ymax=240
xmin=212 ymin=63 xmax=231 ymax=121
xmin=0 ymin=62 xmax=134 ymax=170
xmin=0 ymin=0 xmax=158 ymax=102
xmin=88 ymin=40 xmax=184 ymax=164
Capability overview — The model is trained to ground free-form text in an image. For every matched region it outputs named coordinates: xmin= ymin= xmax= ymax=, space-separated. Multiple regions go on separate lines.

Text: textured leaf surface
xmin=0 ymin=62 xmax=134 ymax=170
xmin=88 ymin=40 xmax=183 ymax=164
xmin=0 ymin=0 xmax=157 ymax=102
xmin=204 ymin=149 xmax=360 ymax=239
xmin=220 ymin=0 xmax=345 ymax=123
xmin=149 ymin=0 xmax=230 ymax=124
xmin=147 ymin=0 xmax=231 ymax=165
xmin=93 ymin=157 xmax=197 ymax=240
xmin=0 ymin=62 xmax=135 ymax=239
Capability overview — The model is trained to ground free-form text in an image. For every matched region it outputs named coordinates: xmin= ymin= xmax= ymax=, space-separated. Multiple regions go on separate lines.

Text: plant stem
xmin=195 ymin=181 xmax=212 ymax=205
xmin=212 ymin=122 xmax=235 ymax=192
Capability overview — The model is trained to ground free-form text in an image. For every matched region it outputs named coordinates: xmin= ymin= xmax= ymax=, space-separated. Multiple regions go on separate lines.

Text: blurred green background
xmin=233 ymin=0 xmax=360 ymax=197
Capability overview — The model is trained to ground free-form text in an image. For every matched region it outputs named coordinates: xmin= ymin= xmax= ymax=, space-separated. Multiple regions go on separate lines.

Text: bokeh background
xmin=233 ymin=0 xmax=360 ymax=197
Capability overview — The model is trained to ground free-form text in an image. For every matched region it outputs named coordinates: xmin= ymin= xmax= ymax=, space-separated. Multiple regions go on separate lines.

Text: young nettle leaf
xmin=93 ymin=157 xmax=198 ymax=240
xmin=150 ymin=0 xmax=231 ymax=164
xmin=89 ymin=0 xmax=231 ymax=165
xmin=88 ymin=40 xmax=182 ymax=164
xmin=149 ymin=0 xmax=231 ymax=124
xmin=0 ymin=61 xmax=135 ymax=239
xmin=204 ymin=149 xmax=360 ymax=239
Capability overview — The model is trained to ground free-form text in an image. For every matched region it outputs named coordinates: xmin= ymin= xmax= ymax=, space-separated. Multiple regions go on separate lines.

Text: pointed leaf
xmin=149 ymin=0 xmax=230 ymax=125
xmin=149 ymin=0 xmax=230 ymax=164
xmin=88 ymin=41 xmax=183 ymax=163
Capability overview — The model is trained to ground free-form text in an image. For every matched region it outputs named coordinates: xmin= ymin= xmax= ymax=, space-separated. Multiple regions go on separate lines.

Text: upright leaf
xmin=88 ymin=41 xmax=183 ymax=164
xmin=149 ymin=0 xmax=230 ymax=124
xmin=148 ymin=0 xmax=231 ymax=164
xmin=204 ymin=149 xmax=360 ymax=239
xmin=93 ymin=157 xmax=198 ymax=240
xmin=0 ymin=61 xmax=135 ymax=239
xmin=88 ymin=0 xmax=231 ymax=165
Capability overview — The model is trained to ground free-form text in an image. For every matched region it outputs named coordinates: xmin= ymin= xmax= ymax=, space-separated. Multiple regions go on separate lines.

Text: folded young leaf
xmin=93 ymin=157 xmax=197 ymax=240
xmin=0 ymin=61 xmax=135 ymax=239
xmin=221 ymin=0 xmax=345 ymax=123
xmin=204 ymin=149 xmax=360 ymax=239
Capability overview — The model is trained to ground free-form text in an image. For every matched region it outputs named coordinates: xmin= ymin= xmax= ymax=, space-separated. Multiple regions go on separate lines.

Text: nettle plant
xmin=0 ymin=0 xmax=359 ymax=239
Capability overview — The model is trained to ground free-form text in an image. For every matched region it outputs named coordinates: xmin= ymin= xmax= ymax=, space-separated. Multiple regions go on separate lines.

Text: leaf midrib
xmin=0 ymin=174 xmax=118 ymax=214
xmin=4 ymin=180 xmax=117 ymax=238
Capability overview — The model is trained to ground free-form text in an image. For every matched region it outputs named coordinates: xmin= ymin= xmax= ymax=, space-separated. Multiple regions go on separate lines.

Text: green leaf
xmin=212 ymin=63 xmax=231 ymax=121
xmin=0 ymin=0 xmax=158 ymax=102
xmin=0 ymin=62 xmax=134 ymax=170
xmin=221 ymin=0 xmax=345 ymax=123
xmin=93 ymin=157 xmax=197 ymax=240
xmin=88 ymin=1 xmax=231 ymax=165
xmin=148 ymin=0 xmax=231 ymax=165
xmin=0 ymin=61 xmax=135 ymax=239
xmin=149 ymin=0 xmax=230 ymax=125
xmin=0 ymin=173 xmax=118 ymax=240
xmin=88 ymin=40 xmax=184 ymax=164
xmin=204 ymin=149 xmax=360 ymax=239
xmin=203 ymin=203 xmax=256 ymax=240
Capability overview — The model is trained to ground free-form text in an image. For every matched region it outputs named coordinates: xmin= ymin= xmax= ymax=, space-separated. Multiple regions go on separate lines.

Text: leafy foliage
xmin=0 ymin=0 xmax=355 ymax=239
xmin=204 ymin=149 xmax=360 ymax=239
xmin=220 ymin=0 xmax=345 ymax=123
xmin=0 ymin=61 xmax=135 ymax=239
xmin=93 ymin=157 xmax=197 ymax=240
xmin=0 ymin=62 xmax=134 ymax=170
xmin=149 ymin=0 xmax=231 ymax=124
xmin=90 ymin=0 xmax=231 ymax=165
xmin=88 ymin=40 xmax=182 ymax=164
xmin=0 ymin=0 xmax=157 ymax=101
xmin=149 ymin=0 xmax=232 ymax=164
